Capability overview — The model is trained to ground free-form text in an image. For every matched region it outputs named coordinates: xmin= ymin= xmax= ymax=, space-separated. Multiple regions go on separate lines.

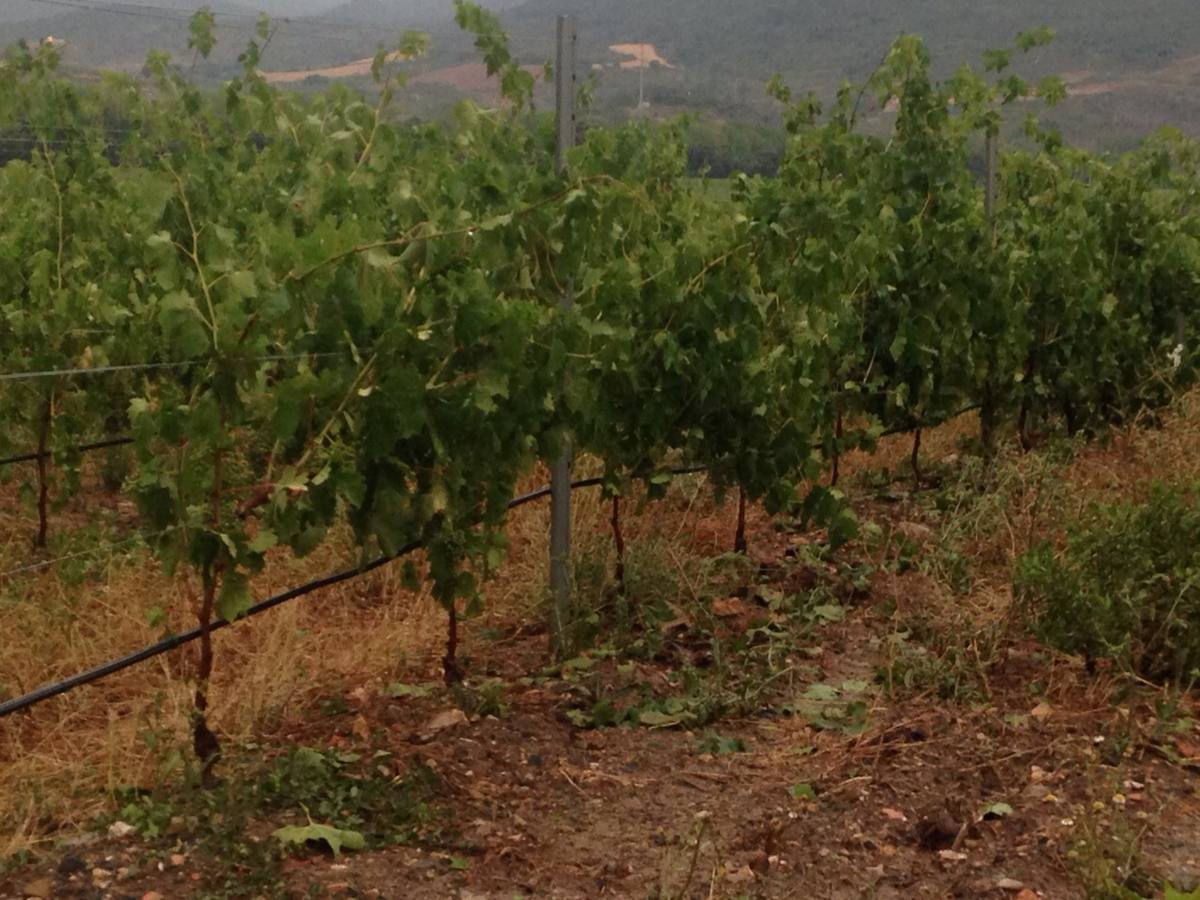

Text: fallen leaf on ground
xmin=1173 ymin=736 xmax=1200 ymax=759
xmin=711 ymin=597 xmax=751 ymax=618
xmin=725 ymin=865 xmax=756 ymax=884
xmin=981 ymin=801 xmax=1014 ymax=819
xmin=416 ymin=708 xmax=469 ymax=741
xmin=895 ymin=521 xmax=933 ymax=543
xmin=107 ymin=821 xmax=136 ymax=839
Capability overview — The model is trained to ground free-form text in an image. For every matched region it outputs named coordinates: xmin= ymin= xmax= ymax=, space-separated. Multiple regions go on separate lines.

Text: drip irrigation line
xmin=0 ymin=537 xmax=422 ymax=720
xmin=0 ymin=466 xmax=711 ymax=720
xmin=4 ymin=444 xmax=977 ymax=719
xmin=0 ymin=435 xmax=132 ymax=468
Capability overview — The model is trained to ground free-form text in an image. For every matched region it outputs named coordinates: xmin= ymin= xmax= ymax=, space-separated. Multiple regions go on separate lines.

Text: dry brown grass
xmin=6 ymin=390 xmax=1200 ymax=859
xmin=1064 ymin=391 xmax=1200 ymax=497
xmin=0 ymin=529 xmax=447 ymax=856
xmin=0 ymin=463 xmax=754 ymax=858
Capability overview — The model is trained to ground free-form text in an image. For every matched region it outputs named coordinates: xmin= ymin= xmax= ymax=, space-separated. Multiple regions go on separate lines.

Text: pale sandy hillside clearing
xmin=609 ymin=42 xmax=674 ymax=69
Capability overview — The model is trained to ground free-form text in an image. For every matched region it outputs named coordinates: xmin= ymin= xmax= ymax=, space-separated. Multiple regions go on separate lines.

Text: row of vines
xmin=2 ymin=6 xmax=1199 ymax=771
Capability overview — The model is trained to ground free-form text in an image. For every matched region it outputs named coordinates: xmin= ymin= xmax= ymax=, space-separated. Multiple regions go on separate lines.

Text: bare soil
xmin=5 ymin=413 xmax=1200 ymax=899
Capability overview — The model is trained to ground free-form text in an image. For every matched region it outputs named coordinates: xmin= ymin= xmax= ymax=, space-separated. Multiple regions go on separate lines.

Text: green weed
xmin=1016 ymin=481 xmax=1200 ymax=683
xmin=110 ymin=745 xmax=441 ymax=898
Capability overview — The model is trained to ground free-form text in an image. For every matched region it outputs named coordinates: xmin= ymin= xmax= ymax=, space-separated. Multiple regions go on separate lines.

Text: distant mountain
xmin=0 ymin=2 xmax=64 ymax=23
xmin=2 ymin=0 xmax=1197 ymax=152
xmin=322 ymin=0 xmax=524 ymax=25
xmin=0 ymin=0 xmax=256 ymax=21
xmin=487 ymin=0 xmax=1200 ymax=149
xmin=0 ymin=1 xmax=381 ymax=73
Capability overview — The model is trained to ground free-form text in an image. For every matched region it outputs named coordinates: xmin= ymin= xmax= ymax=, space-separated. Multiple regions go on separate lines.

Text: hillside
xmin=0 ymin=3 xmax=381 ymax=75
xmin=489 ymin=0 xmax=1200 ymax=145
xmin=3 ymin=0 xmax=1199 ymax=152
xmin=0 ymin=0 xmax=344 ymax=24
xmin=499 ymin=0 xmax=1200 ymax=76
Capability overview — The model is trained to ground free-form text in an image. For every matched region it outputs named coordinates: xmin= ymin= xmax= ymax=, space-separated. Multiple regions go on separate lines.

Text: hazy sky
xmin=0 ymin=0 xmax=443 ymax=21
xmin=251 ymin=0 xmax=363 ymax=14
xmin=0 ymin=0 xmax=548 ymax=27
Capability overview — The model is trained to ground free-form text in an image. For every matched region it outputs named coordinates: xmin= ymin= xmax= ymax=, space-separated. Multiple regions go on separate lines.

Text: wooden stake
xmin=734 ymin=487 xmax=748 ymax=554
xmin=911 ymin=428 xmax=923 ymax=488
xmin=611 ymin=495 xmax=626 ymax=592
xmin=548 ymin=14 xmax=577 ymax=660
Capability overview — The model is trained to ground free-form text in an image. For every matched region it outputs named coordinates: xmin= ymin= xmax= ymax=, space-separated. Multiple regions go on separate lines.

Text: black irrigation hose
xmin=0 ymin=426 xmax=966 ymax=713
xmin=0 ymin=541 xmax=419 ymax=719
xmin=0 ymin=439 xmax=946 ymax=720
xmin=0 ymin=467 xmax=711 ymax=720
xmin=0 ymin=436 xmax=133 ymax=468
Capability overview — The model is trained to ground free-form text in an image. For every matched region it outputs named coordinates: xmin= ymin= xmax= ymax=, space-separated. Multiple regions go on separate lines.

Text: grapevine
xmin=2 ymin=9 xmax=1200 ymax=778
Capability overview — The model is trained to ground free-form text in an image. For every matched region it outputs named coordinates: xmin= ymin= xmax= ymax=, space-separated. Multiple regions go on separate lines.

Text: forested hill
xmin=500 ymin=0 xmax=1200 ymax=77
xmin=3 ymin=0 xmax=1199 ymax=152
xmin=490 ymin=0 xmax=1200 ymax=146
xmin=286 ymin=0 xmax=1200 ymax=146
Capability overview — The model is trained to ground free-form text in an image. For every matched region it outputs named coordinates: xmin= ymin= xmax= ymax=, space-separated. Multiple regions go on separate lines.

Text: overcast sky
xmin=0 ymin=0 xmax=441 ymax=21
xmin=251 ymin=0 xmax=360 ymax=14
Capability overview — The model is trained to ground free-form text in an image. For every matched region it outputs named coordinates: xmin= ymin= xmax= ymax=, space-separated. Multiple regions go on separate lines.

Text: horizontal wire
xmin=0 ymin=349 xmax=363 ymax=384
xmin=0 ymin=527 xmax=173 ymax=580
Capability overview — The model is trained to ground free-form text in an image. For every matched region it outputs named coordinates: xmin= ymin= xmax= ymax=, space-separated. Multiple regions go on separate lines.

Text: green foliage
xmin=1016 ymin=483 xmax=1200 ymax=683
xmin=1166 ymin=885 xmax=1200 ymax=900
xmin=255 ymin=747 xmax=439 ymax=845
xmin=453 ymin=0 xmax=533 ymax=107
xmin=785 ymin=680 xmax=870 ymax=735
xmin=788 ymin=783 xmax=816 ymax=801
xmin=187 ymin=9 xmax=217 ymax=60
xmin=3 ymin=15 xmax=1200 ymax=759
xmin=876 ymin=628 xmax=988 ymax=703
xmin=1065 ymin=808 xmax=1157 ymax=900
xmin=450 ymin=678 xmax=508 ymax=718
xmin=997 ymin=129 xmax=1200 ymax=437
xmin=112 ymin=746 xmax=438 ymax=896
xmin=695 ymin=731 xmax=747 ymax=755
xmin=686 ymin=119 xmax=783 ymax=177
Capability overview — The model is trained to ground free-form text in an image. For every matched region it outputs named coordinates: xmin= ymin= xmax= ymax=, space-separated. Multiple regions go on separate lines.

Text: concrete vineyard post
xmin=549 ymin=14 xmax=577 ymax=660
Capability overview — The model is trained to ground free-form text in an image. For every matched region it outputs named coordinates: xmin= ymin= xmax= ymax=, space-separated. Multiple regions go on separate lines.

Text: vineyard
xmin=3 ymin=4 xmax=1200 ymax=898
